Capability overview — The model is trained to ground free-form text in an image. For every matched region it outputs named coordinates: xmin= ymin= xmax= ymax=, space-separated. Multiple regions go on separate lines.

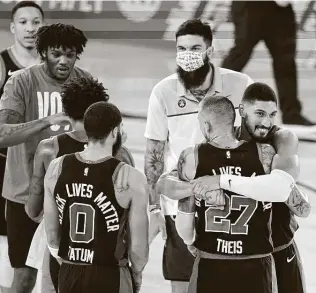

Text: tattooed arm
xmin=25 ymin=138 xmax=58 ymax=222
xmin=272 ymin=129 xmax=311 ymax=217
xmin=144 ymin=138 xmax=166 ymax=206
xmin=0 ymin=109 xmax=70 ymax=148
xmin=0 ymin=74 xmax=70 ymax=148
xmin=156 ymin=146 xmax=197 ymax=200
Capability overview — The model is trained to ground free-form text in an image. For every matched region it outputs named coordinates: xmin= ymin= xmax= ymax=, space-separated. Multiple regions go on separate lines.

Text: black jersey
xmin=0 ymin=48 xmax=23 ymax=235
xmin=54 ymin=154 xmax=128 ymax=266
xmin=194 ymin=141 xmax=273 ymax=257
xmin=56 ymin=133 xmax=86 ymax=157
xmin=264 ymin=126 xmax=299 ymax=249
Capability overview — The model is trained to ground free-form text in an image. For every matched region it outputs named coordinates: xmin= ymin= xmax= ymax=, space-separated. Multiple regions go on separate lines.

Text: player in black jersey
xmin=25 ymin=77 xmax=135 ymax=292
xmin=236 ymin=82 xmax=309 ymax=293
xmin=44 ymin=101 xmax=149 ymax=293
xmin=0 ymin=2 xmax=44 ymax=292
xmin=173 ymin=96 xmax=288 ymax=293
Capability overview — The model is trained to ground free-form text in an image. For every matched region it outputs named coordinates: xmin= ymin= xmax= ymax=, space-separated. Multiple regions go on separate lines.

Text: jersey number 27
xmin=205 ymin=194 xmax=258 ymax=235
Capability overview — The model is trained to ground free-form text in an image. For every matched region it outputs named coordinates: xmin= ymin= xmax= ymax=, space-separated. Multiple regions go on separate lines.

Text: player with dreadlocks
xmin=0 ymin=23 xmax=92 ymax=293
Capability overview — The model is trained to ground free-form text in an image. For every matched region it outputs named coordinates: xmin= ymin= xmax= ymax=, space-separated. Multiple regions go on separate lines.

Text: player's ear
xmin=112 ymin=126 xmax=118 ymax=139
xmin=239 ymin=104 xmax=245 ymax=117
xmin=206 ymin=45 xmax=214 ymax=60
xmin=204 ymin=121 xmax=211 ymax=134
xmin=10 ymin=22 xmax=15 ymax=34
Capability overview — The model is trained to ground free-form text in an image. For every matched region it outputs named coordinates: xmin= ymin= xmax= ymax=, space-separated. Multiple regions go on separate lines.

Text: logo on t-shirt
xmin=178 ymin=99 xmax=186 ymax=108
xmin=37 ymin=91 xmax=70 ymax=132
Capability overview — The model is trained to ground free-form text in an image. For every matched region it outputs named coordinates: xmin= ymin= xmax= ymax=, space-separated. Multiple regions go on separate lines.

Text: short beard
xmin=243 ymin=117 xmax=270 ymax=143
xmin=177 ymin=59 xmax=210 ymax=90
xmin=112 ymin=132 xmax=122 ymax=156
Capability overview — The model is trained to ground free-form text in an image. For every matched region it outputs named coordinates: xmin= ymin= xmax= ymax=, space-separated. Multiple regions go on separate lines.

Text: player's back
xmin=54 ymin=153 xmax=128 ymax=266
xmin=194 ymin=140 xmax=273 ymax=258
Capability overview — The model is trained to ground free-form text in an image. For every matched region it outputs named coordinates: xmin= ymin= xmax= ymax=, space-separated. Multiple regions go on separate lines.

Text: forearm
xmin=157 ymin=171 xmax=193 ymax=200
xmin=129 ymin=221 xmax=149 ymax=273
xmin=0 ymin=117 xmax=50 ymax=148
xmin=220 ymin=169 xmax=295 ymax=202
xmin=285 ymin=184 xmax=311 ymax=218
xmin=26 ymin=194 xmax=44 ymax=222
xmin=176 ymin=196 xmax=196 ymax=245
xmin=144 ymin=139 xmax=165 ymax=205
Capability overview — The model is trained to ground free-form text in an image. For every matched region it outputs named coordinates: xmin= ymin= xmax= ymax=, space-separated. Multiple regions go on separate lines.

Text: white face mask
xmin=176 ymin=50 xmax=205 ymax=72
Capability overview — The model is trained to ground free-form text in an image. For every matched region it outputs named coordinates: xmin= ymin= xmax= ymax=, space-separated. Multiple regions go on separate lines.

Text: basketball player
xmin=159 ymin=83 xmax=310 ymax=293
xmin=0 ymin=23 xmax=91 ymax=293
xmin=25 ymin=77 xmax=135 ymax=292
xmin=44 ymin=102 xmax=149 ymax=293
xmin=174 ymin=96 xmax=294 ymax=293
xmin=0 ymin=2 xmax=44 ymax=292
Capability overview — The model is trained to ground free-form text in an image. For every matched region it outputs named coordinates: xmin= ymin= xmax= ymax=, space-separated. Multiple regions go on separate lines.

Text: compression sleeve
xmin=220 ymin=169 xmax=295 ymax=202
xmin=175 ymin=211 xmax=196 ymax=245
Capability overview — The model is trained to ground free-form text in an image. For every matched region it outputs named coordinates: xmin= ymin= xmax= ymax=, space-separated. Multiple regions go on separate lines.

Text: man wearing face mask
xmin=144 ymin=19 xmax=253 ymax=293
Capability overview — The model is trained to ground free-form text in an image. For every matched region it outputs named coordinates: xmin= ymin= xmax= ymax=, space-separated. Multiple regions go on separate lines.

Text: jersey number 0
xmin=69 ymin=203 xmax=95 ymax=243
xmin=205 ymin=194 xmax=258 ymax=235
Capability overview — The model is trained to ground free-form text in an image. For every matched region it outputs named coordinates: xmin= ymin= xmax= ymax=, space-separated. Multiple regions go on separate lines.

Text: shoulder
xmin=6 ymin=66 xmax=31 ymax=85
xmin=36 ymin=137 xmax=57 ymax=157
xmin=178 ymin=146 xmax=197 ymax=180
xmin=45 ymin=155 xmax=65 ymax=181
xmin=115 ymin=145 xmax=135 ymax=167
xmin=73 ymin=66 xmax=92 ymax=78
xmin=152 ymin=73 xmax=177 ymax=97
xmin=219 ymin=67 xmax=251 ymax=82
xmin=274 ymin=128 xmax=298 ymax=145
xmin=273 ymin=128 xmax=298 ymax=155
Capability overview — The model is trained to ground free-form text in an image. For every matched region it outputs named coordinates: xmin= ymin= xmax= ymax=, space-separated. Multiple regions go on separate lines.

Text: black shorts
xmin=50 ymin=255 xmax=60 ymax=292
xmin=190 ymin=256 xmax=273 ymax=293
xmin=163 ymin=215 xmax=195 ymax=281
xmin=58 ymin=262 xmax=133 ymax=293
xmin=6 ymin=200 xmax=38 ymax=268
xmin=273 ymin=242 xmax=306 ymax=293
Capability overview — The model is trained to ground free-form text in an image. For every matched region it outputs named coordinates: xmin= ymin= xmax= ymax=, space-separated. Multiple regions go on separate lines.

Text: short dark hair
xmin=35 ymin=23 xmax=87 ymax=58
xmin=176 ymin=19 xmax=213 ymax=46
xmin=61 ymin=77 xmax=109 ymax=121
xmin=84 ymin=102 xmax=122 ymax=142
xmin=201 ymin=96 xmax=236 ymax=125
xmin=11 ymin=1 xmax=44 ymax=20
xmin=242 ymin=82 xmax=278 ymax=105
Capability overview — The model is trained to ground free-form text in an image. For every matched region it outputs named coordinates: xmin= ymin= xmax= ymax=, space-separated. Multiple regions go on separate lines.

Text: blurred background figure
xmin=221 ymin=0 xmax=314 ymax=126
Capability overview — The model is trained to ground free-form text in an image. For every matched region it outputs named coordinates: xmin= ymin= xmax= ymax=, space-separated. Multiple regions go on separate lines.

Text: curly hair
xmin=61 ymin=77 xmax=109 ymax=121
xmin=35 ymin=23 xmax=87 ymax=57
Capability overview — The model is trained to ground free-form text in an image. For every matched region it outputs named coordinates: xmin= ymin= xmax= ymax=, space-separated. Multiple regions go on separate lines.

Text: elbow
xmin=298 ymin=204 xmax=312 ymax=218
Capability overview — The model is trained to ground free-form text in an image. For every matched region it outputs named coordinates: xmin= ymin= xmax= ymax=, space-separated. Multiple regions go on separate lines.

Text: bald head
xmin=199 ymin=96 xmax=236 ymax=126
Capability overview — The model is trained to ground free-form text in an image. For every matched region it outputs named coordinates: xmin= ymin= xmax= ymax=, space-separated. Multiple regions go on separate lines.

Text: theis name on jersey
xmin=55 ymin=183 xmax=120 ymax=232
xmin=196 ymin=165 xmax=272 ymax=255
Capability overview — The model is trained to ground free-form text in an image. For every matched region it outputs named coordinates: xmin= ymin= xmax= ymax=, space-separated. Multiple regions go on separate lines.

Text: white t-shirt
xmin=144 ymin=65 xmax=253 ymax=215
